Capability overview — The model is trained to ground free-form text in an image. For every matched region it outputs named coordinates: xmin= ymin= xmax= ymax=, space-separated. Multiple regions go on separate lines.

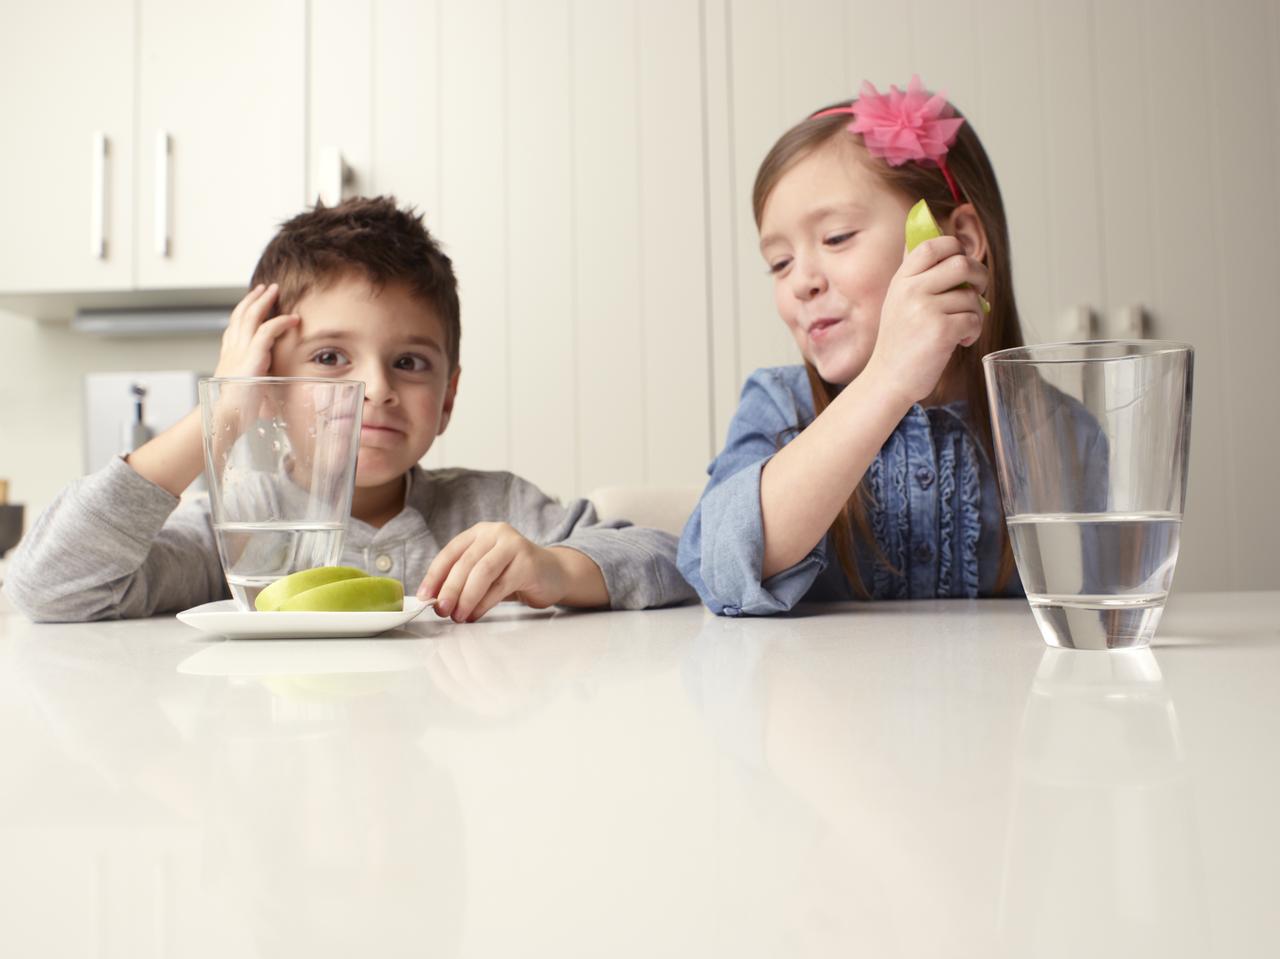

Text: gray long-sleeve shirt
xmin=4 ymin=457 xmax=695 ymax=622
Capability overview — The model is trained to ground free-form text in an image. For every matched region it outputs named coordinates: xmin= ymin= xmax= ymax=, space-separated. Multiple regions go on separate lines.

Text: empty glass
xmin=199 ymin=377 xmax=364 ymax=610
xmin=983 ymin=341 xmax=1193 ymax=649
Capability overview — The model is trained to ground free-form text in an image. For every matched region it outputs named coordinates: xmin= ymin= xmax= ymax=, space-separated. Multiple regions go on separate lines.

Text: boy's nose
xmin=360 ymin=366 xmax=397 ymax=405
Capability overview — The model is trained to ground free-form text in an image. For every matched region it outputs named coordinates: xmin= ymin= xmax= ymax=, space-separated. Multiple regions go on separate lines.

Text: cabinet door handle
xmin=155 ymin=130 xmax=171 ymax=258
xmin=91 ymin=132 xmax=108 ymax=259
xmin=318 ymin=146 xmax=351 ymax=207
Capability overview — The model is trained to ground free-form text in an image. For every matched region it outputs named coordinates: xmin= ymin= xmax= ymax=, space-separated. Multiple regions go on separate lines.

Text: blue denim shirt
xmin=678 ymin=366 xmax=1024 ymax=615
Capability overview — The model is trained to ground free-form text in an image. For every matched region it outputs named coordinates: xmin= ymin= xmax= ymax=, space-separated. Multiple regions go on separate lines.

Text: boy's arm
xmin=2 ymin=458 xmax=227 ymax=622
xmin=503 ymin=475 xmax=696 ymax=611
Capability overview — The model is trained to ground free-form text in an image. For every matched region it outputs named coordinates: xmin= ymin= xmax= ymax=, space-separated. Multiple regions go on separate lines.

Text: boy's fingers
xmin=454 ymin=551 xmax=514 ymax=622
xmin=437 ymin=539 xmax=493 ymax=617
xmin=229 ymin=284 xmax=265 ymax=326
xmin=469 ymin=575 xmax=515 ymax=623
xmin=420 ymin=529 xmax=477 ymax=599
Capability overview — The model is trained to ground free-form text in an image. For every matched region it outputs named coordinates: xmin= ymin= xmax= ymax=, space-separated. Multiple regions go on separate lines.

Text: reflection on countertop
xmin=0 ymin=594 xmax=1277 ymax=957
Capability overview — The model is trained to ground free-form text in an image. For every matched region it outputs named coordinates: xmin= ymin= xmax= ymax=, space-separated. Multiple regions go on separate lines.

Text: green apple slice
xmin=254 ymin=565 xmax=369 ymax=612
xmin=905 ymin=198 xmax=991 ymax=315
xmin=277 ymin=576 xmax=405 ymax=613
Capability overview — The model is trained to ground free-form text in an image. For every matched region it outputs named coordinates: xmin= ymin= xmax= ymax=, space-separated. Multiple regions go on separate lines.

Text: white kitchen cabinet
xmin=0 ymin=1 xmax=135 ymax=293
xmin=0 ymin=0 xmax=306 ymax=298
xmin=135 ymin=0 xmax=306 ymax=288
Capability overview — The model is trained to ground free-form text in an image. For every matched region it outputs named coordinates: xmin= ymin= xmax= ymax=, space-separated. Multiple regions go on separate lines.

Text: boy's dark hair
xmin=250 ymin=196 xmax=461 ymax=370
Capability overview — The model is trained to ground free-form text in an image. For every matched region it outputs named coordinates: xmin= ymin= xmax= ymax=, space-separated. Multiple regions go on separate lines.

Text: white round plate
xmin=176 ymin=597 xmax=435 ymax=639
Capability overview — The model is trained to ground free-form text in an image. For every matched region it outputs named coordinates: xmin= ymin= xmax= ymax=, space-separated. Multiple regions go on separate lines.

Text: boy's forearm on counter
xmin=124 ymin=408 xmax=206 ymax=497
xmin=549 ymin=546 xmax=610 ymax=609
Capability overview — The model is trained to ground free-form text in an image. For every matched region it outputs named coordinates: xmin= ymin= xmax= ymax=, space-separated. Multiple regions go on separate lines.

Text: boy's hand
xmin=214 ymin=283 xmax=300 ymax=378
xmin=864 ymin=235 xmax=988 ymax=407
xmin=418 ymin=522 xmax=605 ymax=623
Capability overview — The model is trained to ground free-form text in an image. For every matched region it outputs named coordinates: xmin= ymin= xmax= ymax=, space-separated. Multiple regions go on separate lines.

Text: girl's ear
xmin=947 ymin=203 xmax=989 ymax=264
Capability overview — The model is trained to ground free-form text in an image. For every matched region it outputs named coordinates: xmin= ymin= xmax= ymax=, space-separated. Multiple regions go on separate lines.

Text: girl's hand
xmin=213 ymin=283 xmax=300 ymax=378
xmin=418 ymin=522 xmax=573 ymax=623
xmin=864 ymin=235 xmax=989 ymax=406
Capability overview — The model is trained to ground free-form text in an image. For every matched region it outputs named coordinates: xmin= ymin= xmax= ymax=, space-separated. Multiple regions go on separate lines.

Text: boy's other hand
xmin=419 ymin=522 xmax=588 ymax=623
xmin=214 ymin=283 xmax=301 ymax=378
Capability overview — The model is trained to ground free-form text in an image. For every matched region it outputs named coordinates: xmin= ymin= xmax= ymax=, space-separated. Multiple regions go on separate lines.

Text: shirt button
xmin=913 ymin=542 xmax=933 ymax=564
xmin=915 ymin=466 xmax=935 ymax=490
xmin=373 ymin=553 xmax=393 ymax=573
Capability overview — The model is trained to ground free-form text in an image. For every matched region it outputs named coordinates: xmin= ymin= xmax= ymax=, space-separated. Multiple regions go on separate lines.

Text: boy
xmin=5 ymin=197 xmax=694 ymax=622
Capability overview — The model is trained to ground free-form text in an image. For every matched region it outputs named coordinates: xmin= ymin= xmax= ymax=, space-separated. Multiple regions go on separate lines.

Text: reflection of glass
xmin=999 ymin=648 xmax=1206 ymax=957
xmin=198 ymin=377 xmax=364 ymax=610
xmin=984 ymin=341 xmax=1194 ymax=648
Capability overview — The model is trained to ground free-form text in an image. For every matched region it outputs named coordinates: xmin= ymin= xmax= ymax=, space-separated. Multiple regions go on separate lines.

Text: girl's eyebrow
xmin=759 ymin=203 xmax=866 ymax=250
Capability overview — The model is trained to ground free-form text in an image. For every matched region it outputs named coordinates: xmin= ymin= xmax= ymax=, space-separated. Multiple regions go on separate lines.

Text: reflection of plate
xmin=176 ymin=597 xmax=435 ymax=639
xmin=177 ymin=637 xmax=430 ymax=677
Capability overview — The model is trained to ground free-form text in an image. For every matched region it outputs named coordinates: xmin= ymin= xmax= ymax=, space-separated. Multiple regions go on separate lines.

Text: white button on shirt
xmin=373 ymin=553 xmax=393 ymax=573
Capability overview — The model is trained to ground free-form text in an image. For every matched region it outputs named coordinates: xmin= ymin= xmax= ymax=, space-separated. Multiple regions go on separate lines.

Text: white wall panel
xmin=637 ymin=0 xmax=713 ymax=487
xmin=437 ymin=0 xmax=510 ymax=474
xmin=1205 ymin=0 xmax=1280 ymax=590
xmin=506 ymin=0 xmax=577 ymax=499
xmin=572 ymin=0 xmax=647 ymax=495
xmin=1141 ymin=0 xmax=1232 ymax=591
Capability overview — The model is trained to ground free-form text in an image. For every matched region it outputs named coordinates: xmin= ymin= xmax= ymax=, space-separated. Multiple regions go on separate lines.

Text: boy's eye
xmin=311 ymin=349 xmax=348 ymax=367
xmin=824 ymin=231 xmax=856 ymax=247
xmin=394 ymin=354 xmax=431 ymax=373
xmin=767 ymin=257 xmax=792 ymax=275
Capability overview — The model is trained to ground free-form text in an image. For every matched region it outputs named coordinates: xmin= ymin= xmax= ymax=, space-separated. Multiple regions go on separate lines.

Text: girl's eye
xmin=311 ymin=349 xmax=349 ymax=367
xmin=394 ymin=354 xmax=431 ymax=373
xmin=824 ymin=231 xmax=856 ymax=247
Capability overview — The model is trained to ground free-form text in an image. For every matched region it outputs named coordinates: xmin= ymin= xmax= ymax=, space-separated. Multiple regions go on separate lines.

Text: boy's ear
xmin=437 ymin=367 xmax=461 ymax=436
xmin=947 ymin=203 xmax=989 ymax=264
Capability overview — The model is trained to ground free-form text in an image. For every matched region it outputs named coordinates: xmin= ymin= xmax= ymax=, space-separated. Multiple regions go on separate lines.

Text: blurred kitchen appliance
xmin=0 ymin=479 xmax=22 ymax=559
xmin=84 ymin=371 xmax=202 ymax=475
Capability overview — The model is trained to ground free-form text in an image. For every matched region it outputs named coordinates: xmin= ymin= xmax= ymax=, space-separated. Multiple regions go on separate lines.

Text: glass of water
xmin=983 ymin=341 xmax=1194 ymax=649
xmin=198 ymin=377 xmax=365 ymax=610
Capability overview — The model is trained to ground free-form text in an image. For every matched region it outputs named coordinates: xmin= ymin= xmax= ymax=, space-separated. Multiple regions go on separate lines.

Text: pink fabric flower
xmin=847 ymin=75 xmax=964 ymax=168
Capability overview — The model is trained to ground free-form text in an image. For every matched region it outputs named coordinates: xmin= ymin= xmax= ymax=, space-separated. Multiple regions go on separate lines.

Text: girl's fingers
xmin=920 ymin=253 xmax=987 ymax=295
xmin=903 ymin=235 xmax=964 ymax=274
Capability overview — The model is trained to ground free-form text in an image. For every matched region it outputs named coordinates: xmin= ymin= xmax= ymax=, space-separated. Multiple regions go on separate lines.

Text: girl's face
xmin=759 ymin=138 xmax=913 ymax=386
xmin=270 ymin=274 xmax=458 ymax=491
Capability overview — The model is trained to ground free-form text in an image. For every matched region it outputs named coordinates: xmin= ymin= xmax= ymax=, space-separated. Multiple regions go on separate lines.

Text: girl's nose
xmin=791 ymin=261 xmax=827 ymax=300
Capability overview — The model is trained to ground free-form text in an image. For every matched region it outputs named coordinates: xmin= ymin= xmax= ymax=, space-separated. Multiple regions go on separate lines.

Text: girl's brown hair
xmin=752 ymin=101 xmax=1021 ymax=596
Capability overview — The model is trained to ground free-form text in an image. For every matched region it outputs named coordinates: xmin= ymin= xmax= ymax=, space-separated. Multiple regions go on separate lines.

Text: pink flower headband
xmin=811 ymin=75 xmax=966 ymax=203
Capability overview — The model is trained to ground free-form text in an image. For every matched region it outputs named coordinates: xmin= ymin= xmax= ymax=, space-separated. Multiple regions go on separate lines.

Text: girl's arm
xmin=758 ymin=368 xmax=912 ymax=578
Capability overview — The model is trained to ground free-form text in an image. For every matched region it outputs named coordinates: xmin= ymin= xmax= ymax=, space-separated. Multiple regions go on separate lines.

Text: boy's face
xmin=270 ymin=273 xmax=459 ymax=490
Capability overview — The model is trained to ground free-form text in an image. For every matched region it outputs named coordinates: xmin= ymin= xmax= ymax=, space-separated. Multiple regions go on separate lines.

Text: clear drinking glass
xmin=198 ymin=377 xmax=365 ymax=610
xmin=983 ymin=341 xmax=1194 ymax=649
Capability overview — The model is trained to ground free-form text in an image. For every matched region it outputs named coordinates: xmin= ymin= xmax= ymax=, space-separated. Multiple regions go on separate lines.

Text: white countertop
xmin=1 ymin=592 xmax=1276 ymax=958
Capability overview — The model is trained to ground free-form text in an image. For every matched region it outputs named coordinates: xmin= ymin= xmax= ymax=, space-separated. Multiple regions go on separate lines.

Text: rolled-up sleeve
xmin=678 ymin=369 xmax=829 ymax=616
xmin=502 ymin=475 xmax=695 ymax=610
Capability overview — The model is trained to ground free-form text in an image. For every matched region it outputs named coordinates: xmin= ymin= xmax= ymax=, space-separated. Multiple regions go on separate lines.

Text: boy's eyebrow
xmin=297 ymin=329 xmax=446 ymax=356
xmin=759 ymin=203 xmax=866 ymax=250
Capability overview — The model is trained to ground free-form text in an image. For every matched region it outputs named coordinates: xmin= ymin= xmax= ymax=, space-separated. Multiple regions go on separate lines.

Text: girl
xmin=678 ymin=76 xmax=1024 ymax=615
